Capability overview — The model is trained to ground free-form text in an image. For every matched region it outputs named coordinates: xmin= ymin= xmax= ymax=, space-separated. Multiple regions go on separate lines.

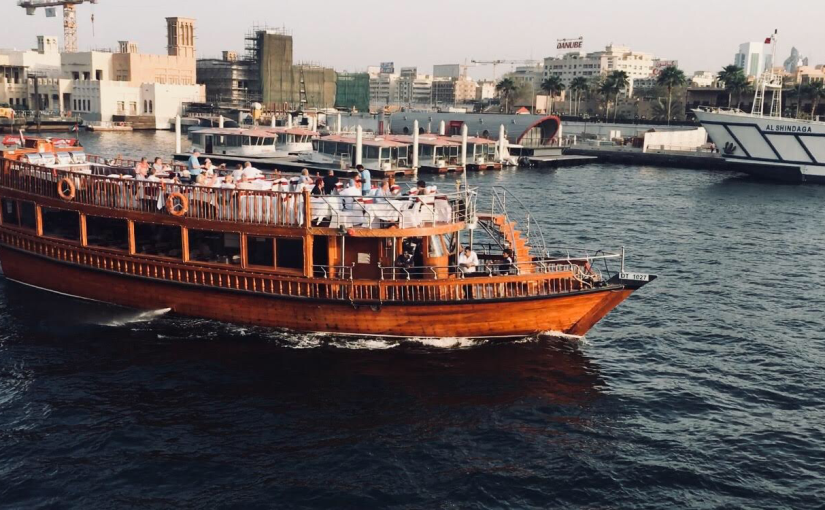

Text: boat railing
xmin=1 ymin=160 xmax=477 ymax=231
xmin=0 ymin=229 xmax=607 ymax=304
xmin=0 ymin=160 xmax=309 ymax=227
xmin=85 ymin=154 xmax=187 ymax=173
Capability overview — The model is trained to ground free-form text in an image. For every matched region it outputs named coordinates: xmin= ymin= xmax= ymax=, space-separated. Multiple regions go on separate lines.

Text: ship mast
xmin=752 ymin=30 xmax=782 ymax=118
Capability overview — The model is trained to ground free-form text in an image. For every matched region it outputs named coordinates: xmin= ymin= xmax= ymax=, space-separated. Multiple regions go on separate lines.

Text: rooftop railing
xmin=0 ymin=160 xmax=475 ymax=231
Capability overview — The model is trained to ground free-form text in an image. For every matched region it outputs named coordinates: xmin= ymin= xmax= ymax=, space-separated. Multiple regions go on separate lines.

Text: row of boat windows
xmin=194 ymin=134 xmax=311 ymax=148
xmin=1 ymin=198 xmax=304 ymax=271
xmin=312 ymin=141 xmax=409 ymax=160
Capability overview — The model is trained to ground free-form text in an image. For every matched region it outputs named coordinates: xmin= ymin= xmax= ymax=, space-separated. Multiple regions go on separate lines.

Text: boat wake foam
xmin=98 ymin=308 xmax=172 ymax=327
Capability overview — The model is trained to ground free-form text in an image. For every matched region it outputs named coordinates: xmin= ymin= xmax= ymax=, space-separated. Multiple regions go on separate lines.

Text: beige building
xmin=544 ymin=45 xmax=657 ymax=88
xmin=0 ymin=17 xmax=203 ymax=129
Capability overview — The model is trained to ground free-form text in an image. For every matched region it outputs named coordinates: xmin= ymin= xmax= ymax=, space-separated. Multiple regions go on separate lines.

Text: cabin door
xmin=205 ymin=135 xmax=214 ymax=153
xmin=346 ymin=238 xmax=381 ymax=280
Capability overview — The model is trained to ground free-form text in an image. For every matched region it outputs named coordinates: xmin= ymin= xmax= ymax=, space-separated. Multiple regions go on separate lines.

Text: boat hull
xmin=0 ymin=245 xmax=635 ymax=338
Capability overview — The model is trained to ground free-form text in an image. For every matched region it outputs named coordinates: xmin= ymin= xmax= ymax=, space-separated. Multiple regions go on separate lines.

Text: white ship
xmin=694 ymin=32 xmax=825 ymax=183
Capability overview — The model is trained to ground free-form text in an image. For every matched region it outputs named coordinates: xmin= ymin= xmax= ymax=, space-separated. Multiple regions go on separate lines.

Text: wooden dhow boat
xmin=0 ymin=137 xmax=656 ymax=339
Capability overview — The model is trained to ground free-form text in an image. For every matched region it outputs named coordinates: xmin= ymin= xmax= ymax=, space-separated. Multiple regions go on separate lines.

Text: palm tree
xmin=802 ymin=81 xmax=825 ymax=119
xmin=717 ymin=65 xmax=744 ymax=107
xmin=569 ymin=76 xmax=589 ymax=116
xmin=496 ymin=78 xmax=517 ymax=113
xmin=598 ymin=76 xmax=618 ymax=120
xmin=540 ymin=75 xmax=565 ymax=114
xmin=608 ymin=70 xmax=629 ymax=121
xmin=728 ymin=75 xmax=752 ymax=111
xmin=657 ymin=65 xmax=687 ymax=125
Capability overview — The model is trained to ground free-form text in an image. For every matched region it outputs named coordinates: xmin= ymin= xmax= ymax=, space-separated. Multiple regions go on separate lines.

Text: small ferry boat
xmin=298 ymin=135 xmax=414 ymax=176
xmin=86 ymin=121 xmax=133 ymax=132
xmin=0 ymin=136 xmax=655 ymax=339
xmin=387 ymin=134 xmax=463 ymax=174
xmin=450 ymin=135 xmax=502 ymax=171
xmin=188 ymin=127 xmax=316 ymax=159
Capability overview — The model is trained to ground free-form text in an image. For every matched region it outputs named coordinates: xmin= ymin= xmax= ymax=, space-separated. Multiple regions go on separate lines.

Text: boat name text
xmin=766 ymin=124 xmax=812 ymax=133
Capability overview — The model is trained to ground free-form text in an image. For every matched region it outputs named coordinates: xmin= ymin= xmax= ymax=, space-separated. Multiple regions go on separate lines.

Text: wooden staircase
xmin=477 ymin=213 xmax=535 ymax=272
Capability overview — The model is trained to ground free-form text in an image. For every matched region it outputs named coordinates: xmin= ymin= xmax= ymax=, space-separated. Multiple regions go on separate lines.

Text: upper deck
xmin=0 ymin=157 xmax=475 ymax=236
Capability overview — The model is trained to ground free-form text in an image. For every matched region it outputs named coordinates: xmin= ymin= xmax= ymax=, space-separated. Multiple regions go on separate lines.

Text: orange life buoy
xmin=57 ymin=177 xmax=76 ymax=201
xmin=165 ymin=192 xmax=189 ymax=217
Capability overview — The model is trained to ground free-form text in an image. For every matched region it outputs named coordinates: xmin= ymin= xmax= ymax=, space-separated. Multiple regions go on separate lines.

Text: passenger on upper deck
xmin=152 ymin=157 xmax=168 ymax=175
xmin=416 ymin=180 xmax=428 ymax=195
xmin=323 ymin=170 xmax=338 ymax=195
xmin=147 ymin=167 xmax=161 ymax=182
xmin=311 ymin=178 xmax=324 ymax=196
xmin=232 ymin=163 xmax=244 ymax=182
xmin=187 ymin=149 xmax=202 ymax=178
xmin=339 ymin=177 xmax=361 ymax=209
xmin=358 ymin=164 xmax=371 ymax=196
xmin=390 ymin=184 xmax=401 ymax=197
xmin=242 ymin=161 xmax=263 ymax=181
xmin=300 ymin=168 xmax=313 ymax=185
xmin=458 ymin=246 xmax=479 ymax=275
xmin=203 ymin=159 xmax=216 ymax=176
xmin=499 ymin=249 xmax=516 ymax=275
xmin=135 ymin=157 xmax=149 ymax=178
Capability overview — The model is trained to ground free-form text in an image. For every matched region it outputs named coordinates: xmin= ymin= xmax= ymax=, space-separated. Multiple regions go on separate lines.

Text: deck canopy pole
xmin=355 ymin=125 xmax=363 ymax=166
xmin=270 ymin=115 xmax=276 ymax=128
xmin=287 ymin=115 xmax=293 ymax=128
xmin=175 ymin=115 xmax=182 ymax=154
xmin=337 ymin=113 xmax=342 ymax=135
xmin=461 ymin=124 xmax=468 ymax=169
xmin=412 ymin=120 xmax=420 ymax=170
xmin=439 ymin=120 xmax=446 ymax=136
xmin=499 ymin=124 xmax=506 ymax=163
xmin=219 ymin=115 xmax=224 ymax=129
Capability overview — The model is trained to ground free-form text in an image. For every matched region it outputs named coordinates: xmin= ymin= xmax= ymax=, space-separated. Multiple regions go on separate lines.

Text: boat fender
xmin=165 ymin=192 xmax=189 ymax=217
xmin=57 ymin=177 xmax=76 ymax=201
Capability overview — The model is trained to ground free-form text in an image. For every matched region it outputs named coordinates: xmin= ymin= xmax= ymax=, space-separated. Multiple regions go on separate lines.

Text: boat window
xmin=421 ymin=145 xmax=434 ymax=158
xmin=134 ymin=223 xmax=182 ymax=259
xmin=189 ymin=230 xmax=241 ymax=265
xmin=263 ymin=138 xmax=275 ymax=146
xmin=247 ymin=236 xmax=274 ymax=267
xmin=19 ymin=202 xmax=36 ymax=230
xmin=312 ymin=140 xmax=319 ymax=151
xmin=276 ymin=238 xmax=304 ymax=270
xmin=1 ymin=198 xmax=18 ymax=225
xmin=86 ymin=216 xmax=128 ymax=251
xmin=428 ymin=235 xmax=445 ymax=257
xmin=41 ymin=207 xmax=80 ymax=241
xmin=398 ymin=146 xmax=408 ymax=159
xmin=322 ymin=141 xmax=335 ymax=155
xmin=365 ymin=146 xmax=379 ymax=160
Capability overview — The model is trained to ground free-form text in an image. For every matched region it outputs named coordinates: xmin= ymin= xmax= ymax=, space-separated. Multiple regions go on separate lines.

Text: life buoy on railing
xmin=165 ymin=192 xmax=189 ymax=217
xmin=57 ymin=177 xmax=76 ymax=201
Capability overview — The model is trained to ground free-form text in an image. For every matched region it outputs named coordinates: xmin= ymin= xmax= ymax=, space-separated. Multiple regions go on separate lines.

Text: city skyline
xmin=1 ymin=0 xmax=821 ymax=80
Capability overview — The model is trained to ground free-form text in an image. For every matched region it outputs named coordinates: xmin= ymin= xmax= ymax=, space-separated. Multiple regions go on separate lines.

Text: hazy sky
xmin=1 ymin=0 xmax=821 ymax=78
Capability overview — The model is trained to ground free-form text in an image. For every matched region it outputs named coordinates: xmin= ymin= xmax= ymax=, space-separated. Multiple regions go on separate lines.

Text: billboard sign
xmin=652 ymin=60 xmax=679 ymax=75
xmin=380 ymin=62 xmax=395 ymax=74
xmin=557 ymin=37 xmax=584 ymax=51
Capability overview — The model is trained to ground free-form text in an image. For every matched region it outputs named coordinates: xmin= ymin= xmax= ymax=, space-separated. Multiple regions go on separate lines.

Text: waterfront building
xmin=544 ymin=45 xmax=657 ymax=89
xmin=793 ymin=65 xmax=825 ymax=85
xmin=196 ymin=52 xmax=259 ymax=107
xmin=368 ymin=71 xmax=399 ymax=107
xmin=0 ymin=18 xmax=204 ymax=129
xmin=454 ymin=77 xmax=478 ymax=104
xmin=690 ymin=71 xmax=717 ymax=88
xmin=734 ymin=41 xmax=771 ymax=78
xmin=476 ymin=80 xmax=496 ymax=101
xmin=431 ymin=78 xmax=456 ymax=107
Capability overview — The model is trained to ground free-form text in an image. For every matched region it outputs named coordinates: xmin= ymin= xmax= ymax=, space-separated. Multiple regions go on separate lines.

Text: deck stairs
xmin=474 ymin=187 xmax=547 ymax=273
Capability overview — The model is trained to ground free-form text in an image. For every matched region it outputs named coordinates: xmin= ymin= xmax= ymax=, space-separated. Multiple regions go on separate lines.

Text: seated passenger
xmin=499 ymin=249 xmax=517 ymax=275
xmin=135 ymin=157 xmax=149 ymax=178
xmin=311 ymin=178 xmax=324 ymax=196
xmin=221 ymin=175 xmax=236 ymax=189
xmin=242 ymin=161 xmax=263 ymax=181
xmin=232 ymin=163 xmax=244 ymax=182
xmin=458 ymin=246 xmax=479 ymax=275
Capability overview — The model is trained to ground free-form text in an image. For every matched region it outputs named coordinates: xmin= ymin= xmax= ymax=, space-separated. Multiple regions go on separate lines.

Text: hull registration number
xmin=620 ymin=272 xmax=650 ymax=282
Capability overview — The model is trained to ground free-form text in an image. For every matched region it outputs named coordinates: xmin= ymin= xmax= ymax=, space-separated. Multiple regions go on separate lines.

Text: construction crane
xmin=18 ymin=0 xmax=98 ymax=53
xmin=471 ymin=59 xmax=539 ymax=81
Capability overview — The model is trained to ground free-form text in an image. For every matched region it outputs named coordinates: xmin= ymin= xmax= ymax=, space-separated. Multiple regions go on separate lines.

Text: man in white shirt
xmin=242 ymin=161 xmax=263 ymax=181
xmin=458 ymin=246 xmax=479 ymax=274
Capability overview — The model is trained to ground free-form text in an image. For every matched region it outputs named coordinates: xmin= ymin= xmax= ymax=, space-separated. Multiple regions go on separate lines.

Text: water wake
xmin=98 ymin=308 xmax=172 ymax=327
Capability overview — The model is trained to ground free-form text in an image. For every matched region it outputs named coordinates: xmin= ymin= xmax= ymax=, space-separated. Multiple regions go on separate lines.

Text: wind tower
xmin=166 ymin=17 xmax=196 ymax=58
xmin=18 ymin=0 xmax=98 ymax=53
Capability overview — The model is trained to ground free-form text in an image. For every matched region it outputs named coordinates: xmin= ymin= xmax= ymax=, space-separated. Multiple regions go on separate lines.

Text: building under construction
xmin=196 ymin=25 xmax=336 ymax=111
xmin=335 ymin=72 xmax=370 ymax=113
xmin=249 ymin=27 xmax=335 ymax=110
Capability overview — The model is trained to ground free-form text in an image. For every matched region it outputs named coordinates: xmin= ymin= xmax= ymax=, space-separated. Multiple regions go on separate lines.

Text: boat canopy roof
xmin=386 ymin=135 xmax=461 ymax=147
xmin=194 ymin=127 xmax=318 ymax=137
xmin=320 ymin=135 xmax=411 ymax=148
xmin=448 ymin=135 xmax=496 ymax=145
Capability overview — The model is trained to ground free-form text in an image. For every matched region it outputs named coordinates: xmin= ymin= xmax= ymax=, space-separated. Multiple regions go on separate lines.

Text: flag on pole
xmin=764 ymin=37 xmax=772 ymax=44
